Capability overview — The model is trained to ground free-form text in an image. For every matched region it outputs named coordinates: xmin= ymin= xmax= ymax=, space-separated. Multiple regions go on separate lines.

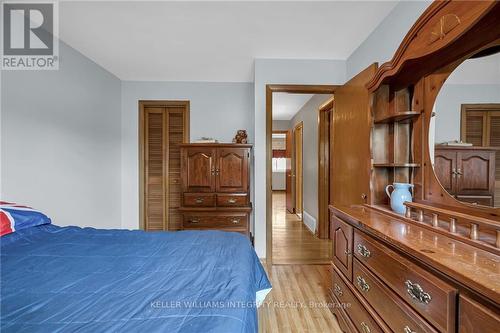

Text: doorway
xmin=267 ymin=85 xmax=338 ymax=265
xmin=294 ymin=122 xmax=304 ymax=220
xmin=139 ymin=100 xmax=190 ymax=231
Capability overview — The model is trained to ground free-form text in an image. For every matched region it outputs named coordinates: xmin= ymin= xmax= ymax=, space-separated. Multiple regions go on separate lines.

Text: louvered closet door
xmin=464 ymin=111 xmax=487 ymax=146
xmin=488 ymin=113 xmax=500 ymax=207
xmin=144 ymin=107 xmax=167 ymax=231
xmin=142 ymin=103 xmax=189 ymax=231
xmin=166 ymin=109 xmax=186 ymax=230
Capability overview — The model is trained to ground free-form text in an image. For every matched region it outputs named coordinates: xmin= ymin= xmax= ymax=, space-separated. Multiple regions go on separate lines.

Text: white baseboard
xmin=303 ymin=211 xmax=316 ymax=234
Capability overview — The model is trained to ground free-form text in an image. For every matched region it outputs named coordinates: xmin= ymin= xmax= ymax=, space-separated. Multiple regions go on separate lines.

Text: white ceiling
xmin=59 ymin=1 xmax=398 ymax=82
xmin=273 ymin=93 xmax=314 ymax=120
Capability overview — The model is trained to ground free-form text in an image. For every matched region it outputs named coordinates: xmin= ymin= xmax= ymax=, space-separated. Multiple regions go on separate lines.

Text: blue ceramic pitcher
xmin=385 ymin=183 xmax=413 ymax=215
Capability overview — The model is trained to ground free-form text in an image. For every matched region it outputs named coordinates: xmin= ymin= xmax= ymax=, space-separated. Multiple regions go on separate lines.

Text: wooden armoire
xmin=434 ymin=146 xmax=497 ymax=206
xmin=179 ymin=143 xmax=252 ymax=238
xmin=139 ymin=101 xmax=190 ymax=231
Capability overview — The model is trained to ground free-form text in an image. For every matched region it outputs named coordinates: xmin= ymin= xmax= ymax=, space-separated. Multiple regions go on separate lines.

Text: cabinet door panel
xmin=456 ymin=151 xmax=494 ymax=195
xmin=434 ymin=150 xmax=456 ymax=194
xmin=182 ymin=147 xmax=216 ymax=192
xmin=216 ymin=148 xmax=249 ymax=193
xmin=331 ymin=215 xmax=353 ymax=281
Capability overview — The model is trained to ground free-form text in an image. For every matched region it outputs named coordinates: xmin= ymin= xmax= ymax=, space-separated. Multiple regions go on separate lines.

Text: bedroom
xmin=1 ymin=1 xmax=499 ymax=332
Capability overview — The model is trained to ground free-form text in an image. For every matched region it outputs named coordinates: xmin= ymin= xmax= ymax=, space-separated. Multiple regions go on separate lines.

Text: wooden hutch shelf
xmin=372 ymin=163 xmax=420 ymax=168
xmin=373 ymin=111 xmax=420 ymax=124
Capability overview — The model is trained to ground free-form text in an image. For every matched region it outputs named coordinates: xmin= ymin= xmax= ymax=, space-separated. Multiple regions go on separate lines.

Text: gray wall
xmin=120 ymin=81 xmax=254 ymax=230
xmin=272 ymin=120 xmax=291 ymax=131
xmin=290 ymin=94 xmax=332 ymax=232
xmin=346 ymin=1 xmax=430 ymax=80
xmin=1 ymin=41 xmax=122 ymax=228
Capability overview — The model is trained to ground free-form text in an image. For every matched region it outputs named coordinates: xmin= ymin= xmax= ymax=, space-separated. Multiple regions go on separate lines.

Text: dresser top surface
xmin=331 ymin=204 xmax=500 ymax=305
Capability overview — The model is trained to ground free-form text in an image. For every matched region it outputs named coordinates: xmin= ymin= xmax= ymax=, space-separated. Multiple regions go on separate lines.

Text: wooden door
xmin=332 ymin=64 xmax=377 ymax=205
xmin=166 ymin=110 xmax=186 ymax=230
xmin=488 ymin=112 xmax=500 ymax=206
xmin=182 ymin=147 xmax=216 ymax=193
xmin=331 ymin=215 xmax=353 ymax=281
xmin=318 ymin=100 xmax=333 ymax=239
xmin=140 ymin=101 xmax=189 ymax=231
xmin=142 ymin=107 xmax=166 ymax=231
xmin=285 ymin=130 xmax=294 ymax=213
xmin=462 ymin=111 xmax=487 ymax=146
xmin=456 ymin=151 xmax=494 ymax=196
xmin=216 ymin=147 xmax=249 ymax=193
xmin=434 ymin=150 xmax=457 ymax=194
xmin=294 ymin=122 xmax=303 ymax=219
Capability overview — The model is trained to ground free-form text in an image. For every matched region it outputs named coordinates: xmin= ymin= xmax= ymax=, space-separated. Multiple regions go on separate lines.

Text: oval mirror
xmin=430 ymin=50 xmax=500 ymax=208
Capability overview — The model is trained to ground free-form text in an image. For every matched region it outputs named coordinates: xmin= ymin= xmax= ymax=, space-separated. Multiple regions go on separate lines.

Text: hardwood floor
xmin=272 ymin=191 xmax=332 ymax=264
xmin=258 ymin=264 xmax=341 ymax=333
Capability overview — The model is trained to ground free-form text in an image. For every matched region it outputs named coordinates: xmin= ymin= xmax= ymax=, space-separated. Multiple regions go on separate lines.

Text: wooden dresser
xmin=179 ymin=143 xmax=252 ymax=238
xmin=323 ymin=1 xmax=500 ymax=332
xmin=329 ymin=204 xmax=500 ymax=333
xmin=434 ymin=146 xmax=497 ymax=206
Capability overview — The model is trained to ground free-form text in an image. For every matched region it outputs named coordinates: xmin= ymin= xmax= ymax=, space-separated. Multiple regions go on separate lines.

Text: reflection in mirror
xmin=430 ymin=50 xmax=500 ymax=207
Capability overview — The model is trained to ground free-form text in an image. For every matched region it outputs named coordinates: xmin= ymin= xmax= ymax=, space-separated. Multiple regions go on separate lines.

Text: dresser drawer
xmin=331 ymin=265 xmax=384 ymax=333
xmin=216 ymin=194 xmax=248 ymax=207
xmin=182 ymin=213 xmax=248 ymax=229
xmin=183 ymin=193 xmax=216 ymax=207
xmin=353 ymin=259 xmax=438 ymax=333
xmin=353 ymin=231 xmax=457 ymax=333
xmin=459 ymin=296 xmax=500 ymax=333
xmin=329 ymin=292 xmax=357 ymax=333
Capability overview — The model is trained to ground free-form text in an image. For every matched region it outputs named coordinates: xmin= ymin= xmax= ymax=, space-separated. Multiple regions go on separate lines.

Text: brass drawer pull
xmin=356 ymin=276 xmax=370 ymax=292
xmin=195 ymin=198 xmax=204 ymax=204
xmin=189 ymin=219 xmax=200 ymax=224
xmin=357 ymin=244 xmax=371 ymax=258
xmin=334 ymin=283 xmax=343 ymax=297
xmin=404 ymin=326 xmax=416 ymax=333
xmin=231 ymin=219 xmax=240 ymax=224
xmin=360 ymin=322 xmax=371 ymax=333
xmin=227 ymin=198 xmax=237 ymax=204
xmin=405 ymin=280 xmax=432 ymax=304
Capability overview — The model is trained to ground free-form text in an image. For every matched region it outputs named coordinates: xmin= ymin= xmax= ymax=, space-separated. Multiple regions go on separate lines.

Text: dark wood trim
xmin=318 ymin=97 xmax=334 ymax=239
xmin=139 ymin=100 xmax=190 ymax=230
xmin=266 ymin=84 xmax=338 ymax=265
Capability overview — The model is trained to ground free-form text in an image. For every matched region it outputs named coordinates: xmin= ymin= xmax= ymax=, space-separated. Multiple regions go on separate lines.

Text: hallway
xmin=272 ymin=191 xmax=332 ymax=264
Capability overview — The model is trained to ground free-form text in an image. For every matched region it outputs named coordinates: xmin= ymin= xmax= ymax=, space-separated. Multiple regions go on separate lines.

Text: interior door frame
xmin=139 ymin=100 xmax=190 ymax=231
xmin=271 ymin=130 xmax=293 ymax=210
xmin=293 ymin=121 xmax=304 ymax=220
xmin=266 ymin=85 xmax=338 ymax=265
xmin=318 ymin=97 xmax=334 ymax=239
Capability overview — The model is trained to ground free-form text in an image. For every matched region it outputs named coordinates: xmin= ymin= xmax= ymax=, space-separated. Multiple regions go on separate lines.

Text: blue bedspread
xmin=1 ymin=225 xmax=271 ymax=332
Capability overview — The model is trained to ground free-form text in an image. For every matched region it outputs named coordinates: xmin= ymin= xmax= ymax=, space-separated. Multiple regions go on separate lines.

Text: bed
xmin=1 ymin=224 xmax=271 ymax=332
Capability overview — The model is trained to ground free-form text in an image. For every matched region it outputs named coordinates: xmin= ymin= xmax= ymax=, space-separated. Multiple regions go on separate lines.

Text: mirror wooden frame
xmin=367 ymin=0 xmax=500 ymax=220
